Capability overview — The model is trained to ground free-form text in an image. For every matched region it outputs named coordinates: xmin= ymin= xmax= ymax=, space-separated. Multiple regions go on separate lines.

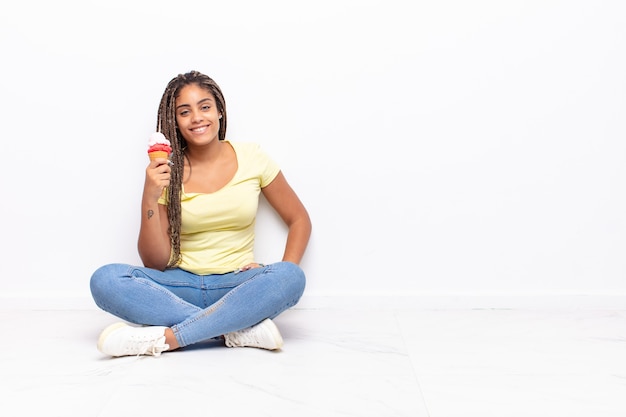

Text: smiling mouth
xmin=191 ymin=126 xmax=208 ymax=133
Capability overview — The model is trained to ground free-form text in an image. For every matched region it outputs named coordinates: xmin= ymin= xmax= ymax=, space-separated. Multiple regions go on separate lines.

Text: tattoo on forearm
xmin=147 ymin=209 xmax=154 ymax=219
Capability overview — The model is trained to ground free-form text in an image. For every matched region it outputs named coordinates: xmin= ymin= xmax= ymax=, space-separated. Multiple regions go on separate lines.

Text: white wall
xmin=1 ymin=0 xmax=624 ymax=309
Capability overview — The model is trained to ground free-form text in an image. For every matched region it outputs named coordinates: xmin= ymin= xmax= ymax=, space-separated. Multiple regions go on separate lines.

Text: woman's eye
xmin=202 ymin=105 xmax=211 ymax=111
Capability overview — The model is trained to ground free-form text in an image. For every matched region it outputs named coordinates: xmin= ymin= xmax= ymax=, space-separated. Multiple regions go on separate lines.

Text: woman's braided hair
xmin=156 ymin=70 xmax=227 ymax=267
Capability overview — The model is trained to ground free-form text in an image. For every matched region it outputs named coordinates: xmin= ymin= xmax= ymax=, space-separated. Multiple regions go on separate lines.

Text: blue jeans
xmin=89 ymin=261 xmax=306 ymax=348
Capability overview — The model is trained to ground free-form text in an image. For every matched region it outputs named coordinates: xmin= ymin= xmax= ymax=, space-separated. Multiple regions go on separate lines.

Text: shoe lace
xmin=134 ymin=337 xmax=169 ymax=357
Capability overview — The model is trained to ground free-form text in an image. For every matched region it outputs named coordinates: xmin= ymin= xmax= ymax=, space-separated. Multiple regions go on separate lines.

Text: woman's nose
xmin=191 ymin=109 xmax=203 ymax=122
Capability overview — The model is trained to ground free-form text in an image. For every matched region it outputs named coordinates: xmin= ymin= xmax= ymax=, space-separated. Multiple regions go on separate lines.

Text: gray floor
xmin=1 ymin=307 xmax=625 ymax=416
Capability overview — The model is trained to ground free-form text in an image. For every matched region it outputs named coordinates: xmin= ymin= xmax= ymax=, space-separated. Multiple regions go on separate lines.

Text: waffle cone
xmin=148 ymin=151 xmax=169 ymax=160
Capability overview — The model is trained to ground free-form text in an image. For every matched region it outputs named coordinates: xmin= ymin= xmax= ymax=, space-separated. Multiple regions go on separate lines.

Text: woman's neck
xmin=184 ymin=139 xmax=227 ymax=164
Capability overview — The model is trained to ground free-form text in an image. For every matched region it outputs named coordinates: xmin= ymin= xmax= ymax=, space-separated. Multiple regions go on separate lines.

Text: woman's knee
xmin=273 ymin=261 xmax=306 ymax=297
xmin=89 ymin=263 xmax=128 ymax=300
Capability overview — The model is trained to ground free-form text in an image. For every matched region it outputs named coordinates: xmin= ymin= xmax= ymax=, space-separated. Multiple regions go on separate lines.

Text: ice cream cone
xmin=148 ymin=150 xmax=169 ymax=160
xmin=147 ymin=132 xmax=172 ymax=161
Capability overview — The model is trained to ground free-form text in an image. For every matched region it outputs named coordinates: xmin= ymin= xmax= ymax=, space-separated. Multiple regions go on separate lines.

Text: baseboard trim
xmin=295 ymin=292 xmax=626 ymax=310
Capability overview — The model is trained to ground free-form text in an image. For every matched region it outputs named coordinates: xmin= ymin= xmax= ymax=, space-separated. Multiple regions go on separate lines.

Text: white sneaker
xmin=97 ymin=322 xmax=169 ymax=357
xmin=224 ymin=319 xmax=284 ymax=350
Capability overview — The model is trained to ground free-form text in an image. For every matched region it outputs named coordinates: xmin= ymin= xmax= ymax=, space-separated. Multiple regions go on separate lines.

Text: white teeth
xmin=192 ymin=126 xmax=207 ymax=133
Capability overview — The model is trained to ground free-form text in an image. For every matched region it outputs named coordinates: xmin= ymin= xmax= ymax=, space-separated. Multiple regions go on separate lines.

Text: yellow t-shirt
xmin=159 ymin=141 xmax=280 ymax=275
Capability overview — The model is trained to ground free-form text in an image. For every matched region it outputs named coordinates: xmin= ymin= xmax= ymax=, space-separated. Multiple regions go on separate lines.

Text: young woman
xmin=90 ymin=71 xmax=311 ymax=357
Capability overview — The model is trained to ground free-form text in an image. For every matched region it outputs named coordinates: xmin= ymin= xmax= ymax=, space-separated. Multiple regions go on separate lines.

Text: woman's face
xmin=175 ymin=83 xmax=221 ymax=147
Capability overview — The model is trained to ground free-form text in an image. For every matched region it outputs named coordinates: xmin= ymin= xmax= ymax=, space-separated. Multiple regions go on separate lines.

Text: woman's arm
xmin=261 ymin=171 xmax=312 ymax=265
xmin=137 ymin=159 xmax=172 ymax=270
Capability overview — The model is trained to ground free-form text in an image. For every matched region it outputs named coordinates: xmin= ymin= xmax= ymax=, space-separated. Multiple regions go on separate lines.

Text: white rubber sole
xmin=261 ymin=319 xmax=284 ymax=350
xmin=96 ymin=322 xmax=128 ymax=353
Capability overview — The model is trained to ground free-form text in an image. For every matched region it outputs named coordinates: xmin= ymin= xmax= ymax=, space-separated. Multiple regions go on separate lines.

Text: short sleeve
xmin=256 ymin=145 xmax=281 ymax=187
